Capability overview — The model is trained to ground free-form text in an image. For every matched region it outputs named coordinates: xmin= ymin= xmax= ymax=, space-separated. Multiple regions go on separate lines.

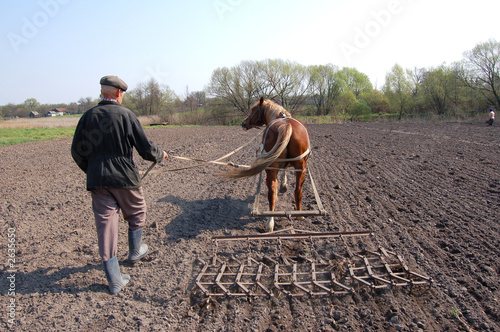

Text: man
xmin=488 ymin=108 xmax=495 ymax=126
xmin=71 ymin=75 xmax=168 ymax=294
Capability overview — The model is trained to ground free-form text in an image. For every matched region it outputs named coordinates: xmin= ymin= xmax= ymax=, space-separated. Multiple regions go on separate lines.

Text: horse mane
xmin=257 ymin=99 xmax=292 ymax=121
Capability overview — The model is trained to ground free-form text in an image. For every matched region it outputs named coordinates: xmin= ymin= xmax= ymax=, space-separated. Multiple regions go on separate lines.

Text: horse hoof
xmin=279 ymin=186 xmax=287 ymax=194
xmin=266 ymin=218 xmax=275 ymax=232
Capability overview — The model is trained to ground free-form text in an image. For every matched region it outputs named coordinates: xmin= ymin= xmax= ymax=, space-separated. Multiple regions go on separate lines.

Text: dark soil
xmin=1 ymin=122 xmax=499 ymax=331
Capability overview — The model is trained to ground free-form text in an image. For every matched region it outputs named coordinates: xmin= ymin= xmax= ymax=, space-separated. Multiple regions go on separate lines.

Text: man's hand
xmin=163 ymin=151 xmax=169 ymax=159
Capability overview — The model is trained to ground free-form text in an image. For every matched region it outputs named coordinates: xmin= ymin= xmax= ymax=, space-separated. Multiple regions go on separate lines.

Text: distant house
xmin=46 ymin=108 xmax=67 ymax=117
xmin=29 ymin=111 xmax=40 ymax=118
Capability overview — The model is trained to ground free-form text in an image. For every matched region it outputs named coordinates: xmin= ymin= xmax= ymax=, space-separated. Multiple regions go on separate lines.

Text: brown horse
xmin=224 ymin=97 xmax=310 ymax=232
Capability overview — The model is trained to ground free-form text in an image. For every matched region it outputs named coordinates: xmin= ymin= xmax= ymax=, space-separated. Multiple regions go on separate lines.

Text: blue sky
xmin=0 ymin=0 xmax=498 ymax=105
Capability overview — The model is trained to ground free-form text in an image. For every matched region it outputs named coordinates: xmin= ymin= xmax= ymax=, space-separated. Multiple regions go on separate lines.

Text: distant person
xmin=487 ymin=108 xmax=495 ymax=126
xmin=71 ymin=75 xmax=168 ymax=294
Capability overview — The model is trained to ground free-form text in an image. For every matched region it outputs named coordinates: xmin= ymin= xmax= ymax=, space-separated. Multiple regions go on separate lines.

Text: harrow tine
xmin=195 ymin=230 xmax=432 ymax=298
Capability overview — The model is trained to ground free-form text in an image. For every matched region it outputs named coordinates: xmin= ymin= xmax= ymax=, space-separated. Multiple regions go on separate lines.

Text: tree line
xmin=1 ymin=39 xmax=498 ymax=124
xmin=206 ymin=39 xmax=499 ymax=121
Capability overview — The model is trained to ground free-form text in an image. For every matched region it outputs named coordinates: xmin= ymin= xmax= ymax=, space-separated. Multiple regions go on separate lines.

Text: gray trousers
xmin=91 ymin=188 xmax=147 ymax=262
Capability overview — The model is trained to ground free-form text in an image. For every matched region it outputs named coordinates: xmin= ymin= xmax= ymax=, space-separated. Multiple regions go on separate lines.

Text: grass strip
xmin=0 ymin=127 xmax=76 ymax=146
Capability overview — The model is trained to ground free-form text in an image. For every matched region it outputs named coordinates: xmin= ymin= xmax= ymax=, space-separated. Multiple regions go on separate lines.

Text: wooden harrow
xmin=194 ymin=229 xmax=433 ymax=298
xmin=251 ymin=166 xmax=327 ymax=219
xmin=194 ymin=159 xmax=432 ymax=298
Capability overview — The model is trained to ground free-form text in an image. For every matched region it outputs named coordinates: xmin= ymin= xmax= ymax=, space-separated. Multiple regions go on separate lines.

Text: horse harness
xmin=245 ymin=103 xmax=265 ymax=129
xmin=258 ymin=116 xmax=311 ymax=163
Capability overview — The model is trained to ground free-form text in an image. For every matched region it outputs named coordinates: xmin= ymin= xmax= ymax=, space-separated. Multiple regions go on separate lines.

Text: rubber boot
xmin=103 ymin=256 xmax=130 ymax=295
xmin=128 ymin=229 xmax=148 ymax=262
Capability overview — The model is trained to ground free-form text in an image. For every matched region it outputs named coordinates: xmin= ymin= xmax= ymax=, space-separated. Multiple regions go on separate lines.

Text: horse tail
xmin=223 ymin=122 xmax=292 ymax=179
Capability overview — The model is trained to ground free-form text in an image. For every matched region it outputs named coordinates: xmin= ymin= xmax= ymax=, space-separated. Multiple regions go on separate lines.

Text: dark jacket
xmin=71 ymin=100 xmax=163 ymax=189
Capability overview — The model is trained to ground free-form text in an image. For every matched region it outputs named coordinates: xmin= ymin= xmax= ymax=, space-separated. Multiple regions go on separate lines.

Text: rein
xmin=245 ymin=103 xmax=264 ymax=127
xmin=141 ymin=131 xmax=261 ymax=175
xmin=275 ymin=148 xmax=310 ymax=162
xmin=140 ymin=128 xmax=310 ymax=177
xmin=141 ymin=105 xmax=309 ymax=177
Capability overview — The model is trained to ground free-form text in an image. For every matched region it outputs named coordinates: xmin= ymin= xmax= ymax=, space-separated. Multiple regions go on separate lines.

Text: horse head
xmin=242 ymin=97 xmax=266 ymax=130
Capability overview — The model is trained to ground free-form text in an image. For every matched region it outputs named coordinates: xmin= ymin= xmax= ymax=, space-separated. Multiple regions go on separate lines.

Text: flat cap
xmin=100 ymin=75 xmax=128 ymax=91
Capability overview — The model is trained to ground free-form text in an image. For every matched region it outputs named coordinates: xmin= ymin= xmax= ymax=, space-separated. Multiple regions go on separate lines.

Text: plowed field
xmin=1 ymin=122 xmax=499 ymax=331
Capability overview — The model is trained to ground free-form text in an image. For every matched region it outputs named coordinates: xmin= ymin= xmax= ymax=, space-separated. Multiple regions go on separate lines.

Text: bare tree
xmin=184 ymin=88 xmax=206 ymax=112
xmin=460 ymin=39 xmax=500 ymax=109
xmin=411 ymin=67 xmax=426 ymax=97
xmin=207 ymin=61 xmax=265 ymax=114
xmin=124 ymin=78 xmax=177 ymax=116
xmin=78 ymin=97 xmax=94 ymax=113
xmin=261 ymin=59 xmax=311 ymax=112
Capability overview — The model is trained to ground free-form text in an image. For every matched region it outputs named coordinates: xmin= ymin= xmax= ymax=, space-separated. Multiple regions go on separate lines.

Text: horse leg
xmin=279 ymin=170 xmax=287 ymax=193
xmin=294 ymin=168 xmax=307 ymax=219
xmin=266 ymin=169 xmax=279 ymax=232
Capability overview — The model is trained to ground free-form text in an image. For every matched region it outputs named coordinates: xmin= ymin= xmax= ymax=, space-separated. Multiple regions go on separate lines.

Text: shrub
xmin=350 ymin=100 xmax=372 ymax=122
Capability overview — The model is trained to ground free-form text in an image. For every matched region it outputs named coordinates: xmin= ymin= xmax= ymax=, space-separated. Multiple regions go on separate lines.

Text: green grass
xmin=0 ymin=125 xmax=200 ymax=146
xmin=0 ymin=127 xmax=76 ymax=146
